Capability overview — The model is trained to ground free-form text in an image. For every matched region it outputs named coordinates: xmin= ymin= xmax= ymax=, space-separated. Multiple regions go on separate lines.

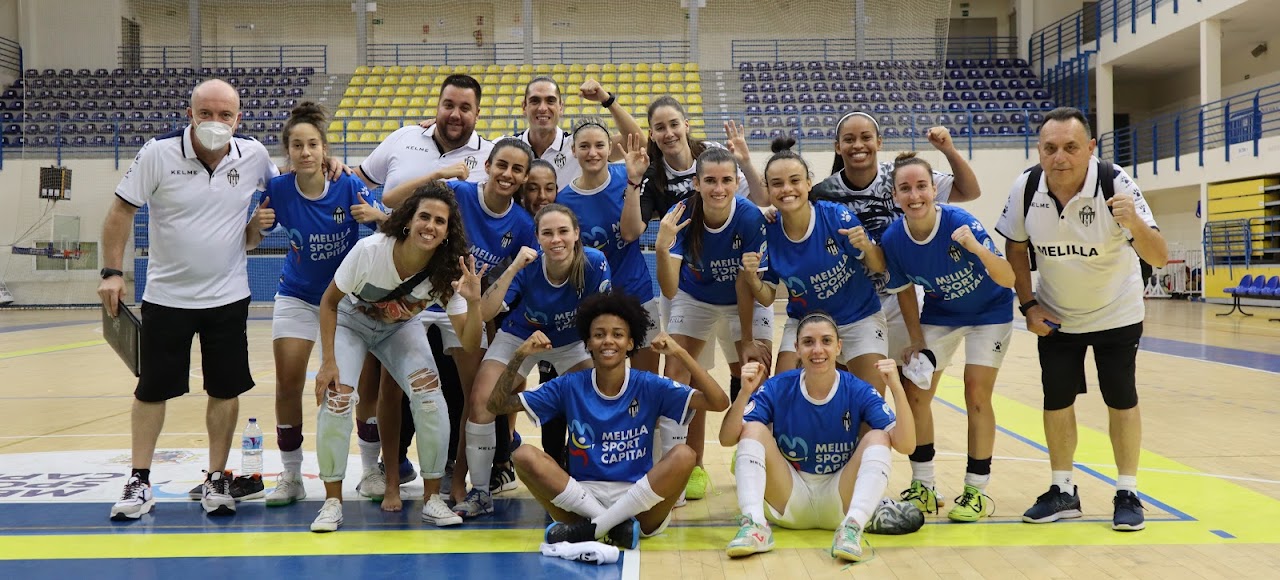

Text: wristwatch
xmin=100 ymin=268 xmax=123 ymax=279
xmin=1018 ymin=299 xmax=1039 ymax=316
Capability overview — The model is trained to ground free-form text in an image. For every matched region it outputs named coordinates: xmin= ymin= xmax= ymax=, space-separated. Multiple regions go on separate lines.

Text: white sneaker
xmin=201 ymin=470 xmax=236 ymax=516
xmin=109 ymin=475 xmax=154 ymax=521
xmin=265 ymin=472 xmax=306 ymax=507
xmin=310 ymin=498 xmax=344 ymax=532
xmin=422 ymin=494 xmax=463 ymax=526
xmin=356 ymin=465 xmax=386 ymax=500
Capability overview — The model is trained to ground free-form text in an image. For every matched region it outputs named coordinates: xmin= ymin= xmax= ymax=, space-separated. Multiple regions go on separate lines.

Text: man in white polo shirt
xmin=98 ymin=79 xmax=280 ymax=521
xmin=512 ymin=76 xmax=643 ymax=190
xmin=995 ymin=107 xmax=1168 ymax=533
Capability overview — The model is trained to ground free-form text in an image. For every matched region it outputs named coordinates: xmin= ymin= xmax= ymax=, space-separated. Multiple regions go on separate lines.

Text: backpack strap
xmin=377 ymin=268 xmax=433 ymax=304
xmin=1021 ymin=166 xmax=1042 ymax=271
xmin=1096 ymin=159 xmax=1117 ymax=205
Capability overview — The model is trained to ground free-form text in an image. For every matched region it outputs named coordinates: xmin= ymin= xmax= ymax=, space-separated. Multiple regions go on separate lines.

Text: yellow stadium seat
xmin=564 ymin=106 xmax=581 ymax=117
xmin=412 ymin=74 xmax=429 ymax=85
xmin=635 ymin=63 xmax=651 ymax=72
xmin=691 ymin=129 xmax=706 ymax=140
xmin=651 ymin=63 xmax=667 ymax=72
xmin=398 ymin=75 xmax=415 ymax=85
xmin=585 ymin=63 xmax=601 ymax=73
xmin=602 ymin=63 xmax=617 ymax=73
xmin=617 ymin=94 xmax=635 ymax=106
xmin=420 ymin=64 xmax=435 ymax=73
xmin=685 ymin=83 xmax=701 ymax=94
xmin=404 ymin=108 xmax=422 ymax=118
xmin=334 ymin=109 xmax=351 ymax=119
xmin=618 ymin=72 xmax=634 ymax=84
xmin=497 ymin=85 xmax=515 ymax=96
xmin=352 ymin=109 xmax=369 ymax=118
xmin=408 ymin=96 xmax=426 ymax=108
xmin=564 ymin=95 xmax=583 ymax=106
xmin=387 ymin=65 xmax=403 ymax=75
xmin=687 ymin=105 xmax=704 ymax=115
xmin=519 ymin=64 xmax=534 ymax=73
xmin=634 ymin=83 xmax=651 ymax=94
xmin=668 ymin=72 xmax=684 ymax=83
xmin=378 ymin=86 xmax=395 ymax=96
xmin=552 ymin=64 xmax=568 ymax=73
xmin=349 ymin=75 xmax=366 ymax=86
xmin=513 ymin=74 xmax=530 ymax=85
xmin=390 ymin=97 xmax=408 ymax=108
xmin=373 ymin=97 xmax=391 ymax=107
xmin=492 ymin=107 xmax=511 ymax=118
xmin=686 ymin=94 xmax=702 ymax=105
xmin=567 ymin=73 xmax=584 ymax=85
xmin=404 ymin=65 xmax=419 ymax=74
xmin=395 ymin=86 xmax=412 ymax=96
xmin=668 ymin=83 xmax=684 ymax=94
xmin=360 ymin=87 xmax=378 ymax=97
xmin=495 ymin=95 xmax=514 ymax=106
xmin=684 ymin=62 xmax=699 ymax=72
xmin=501 ymin=64 xmax=518 ymax=73
xmin=346 ymin=120 xmax=366 ymax=131
xmin=366 ymin=75 xmax=383 ymax=86
xmin=668 ymin=62 xmax=684 ymax=72
xmin=480 ymin=96 xmax=495 ymax=107
xmin=651 ymin=72 xmax=667 ymax=83
xmin=686 ymin=72 xmax=701 ymax=83
xmin=403 ymin=119 xmax=421 ymax=127
xmin=568 ymin=63 xmax=585 ymax=73
xmin=491 ymin=118 xmax=511 ymax=131
xmin=482 ymin=74 xmax=499 ymax=85
xmin=618 ymin=63 xmax=634 ymax=72
xmin=689 ymin=117 xmax=705 ymax=128
xmin=344 ymin=87 xmax=361 ymax=97
xmin=340 ymin=98 xmax=356 ymax=108
xmin=501 ymin=74 xmax=517 ymax=84
xmin=651 ymin=83 xmax=668 ymax=94
xmin=534 ymin=64 xmax=552 ymax=73
xmin=379 ymin=131 xmax=393 ymax=140
xmin=370 ymin=65 xmax=386 ymax=75
xmin=486 ymin=64 xmax=501 ymax=73
xmin=634 ymin=94 xmax=652 ymax=106
xmin=552 ymin=73 xmax=568 ymax=84
xmin=379 ymin=119 xmax=398 ymax=131
xmin=472 ymin=64 xmax=488 ymax=74
xmin=428 ymin=96 xmax=440 ymax=107
xmin=672 ymin=93 xmax=686 ymax=104
xmin=436 ymin=65 xmax=452 ymax=74
xmin=475 ymin=119 xmax=490 ymax=131
xmin=634 ymin=72 xmax=650 ymax=83
xmin=601 ymin=73 xmax=617 ymax=84
xmin=356 ymin=97 xmax=374 ymax=107
xmin=330 ymin=133 xmax=344 ymax=143
xmin=354 ymin=65 xmax=370 ymax=75
xmin=486 ymin=130 xmax=503 ymax=140
xmin=412 ymin=86 xmax=429 ymax=97
xmin=386 ymin=108 xmax=404 ymax=119
xmin=368 ymin=108 xmax=386 ymax=118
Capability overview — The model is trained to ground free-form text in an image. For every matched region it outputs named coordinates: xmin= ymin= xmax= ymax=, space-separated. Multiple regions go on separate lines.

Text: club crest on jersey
xmin=1079 ymin=205 xmax=1096 ymax=227
xmin=842 ymin=410 xmax=852 ymax=432
xmin=332 ymin=206 xmax=346 ymax=224
xmin=732 ymin=234 xmax=741 ymax=251
xmin=500 ymin=232 xmax=513 ymax=248
xmin=464 ymin=156 xmax=478 ymax=170
xmin=554 ymin=152 xmax=567 ymax=168
xmin=948 ymin=244 xmax=962 ymax=262
xmin=825 ymin=237 xmax=840 ymax=256
xmin=227 ymin=168 xmax=240 ymax=187
xmin=627 ymin=397 xmax=639 ymax=418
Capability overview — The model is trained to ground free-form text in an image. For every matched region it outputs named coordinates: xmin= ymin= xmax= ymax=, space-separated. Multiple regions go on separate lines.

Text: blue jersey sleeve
xmin=742 ymin=378 xmax=778 ymax=425
xmin=645 ymin=372 xmax=695 ymax=427
xmin=849 ymin=373 xmax=896 ymax=432
xmin=880 ymin=225 xmax=913 ymax=293
xmin=519 ymin=375 xmax=565 ymax=428
xmin=586 ymin=250 xmax=614 ymax=295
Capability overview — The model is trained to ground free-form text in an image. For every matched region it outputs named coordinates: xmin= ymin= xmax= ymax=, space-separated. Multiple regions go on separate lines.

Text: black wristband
xmin=601 ymin=93 xmax=616 ymax=108
xmin=100 ymin=268 xmax=123 ymax=280
xmin=1018 ymin=299 xmax=1039 ymax=316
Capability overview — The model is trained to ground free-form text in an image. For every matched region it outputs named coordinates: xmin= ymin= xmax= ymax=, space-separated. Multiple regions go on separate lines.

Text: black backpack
xmin=1020 ymin=159 xmax=1116 ymax=270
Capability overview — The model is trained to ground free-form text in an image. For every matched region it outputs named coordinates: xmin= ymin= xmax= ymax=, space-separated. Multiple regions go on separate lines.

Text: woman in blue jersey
xmin=487 ymin=292 xmax=730 ymax=549
xmin=521 ymin=159 xmax=559 ymax=216
xmin=554 ymin=118 xmax=659 ymax=372
xmin=654 ymin=146 xmax=774 ymax=504
xmin=311 ymin=183 xmax=485 ymax=532
xmin=258 ymin=102 xmax=388 ymax=507
xmin=880 ymin=153 xmax=1015 ymax=522
xmin=718 ymin=313 xmax=916 ymax=562
xmin=740 ymin=138 xmax=887 ymax=387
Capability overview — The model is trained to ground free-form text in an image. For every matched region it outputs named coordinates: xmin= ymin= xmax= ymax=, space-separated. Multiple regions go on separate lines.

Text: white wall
xmin=1030 ymin=0 xmax=1084 ymax=31
xmin=17 ymin=0 xmax=121 ymax=71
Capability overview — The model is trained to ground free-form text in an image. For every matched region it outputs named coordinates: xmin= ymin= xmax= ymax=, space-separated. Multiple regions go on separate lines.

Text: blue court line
xmin=0 ymin=553 xmax=624 ymax=580
xmin=1137 ymin=335 xmax=1280 ymax=374
xmin=1210 ymin=529 xmax=1236 ymax=539
xmin=932 ymin=397 xmax=1196 ymax=522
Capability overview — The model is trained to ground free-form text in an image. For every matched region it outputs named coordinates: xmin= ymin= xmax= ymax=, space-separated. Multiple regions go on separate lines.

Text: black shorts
xmin=136 ymin=296 xmax=255 ymax=402
xmin=1037 ymin=322 xmax=1143 ymax=411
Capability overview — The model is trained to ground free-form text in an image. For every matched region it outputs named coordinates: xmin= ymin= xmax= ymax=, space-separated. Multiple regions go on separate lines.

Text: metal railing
xmin=0 ymin=36 xmax=21 ymax=77
xmin=1043 ymin=52 xmax=1093 ymax=113
xmin=118 ymin=45 xmax=328 ymax=72
xmin=1097 ymin=82 xmax=1280 ymax=177
xmin=367 ymin=41 xmax=690 ymax=66
xmin=731 ymin=37 xmax=1019 ymax=64
xmin=1030 ymin=0 xmax=1203 ymax=76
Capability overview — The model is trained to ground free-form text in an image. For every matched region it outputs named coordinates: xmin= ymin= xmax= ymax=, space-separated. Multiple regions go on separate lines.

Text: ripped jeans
xmin=317 ymin=301 xmax=449 ymax=483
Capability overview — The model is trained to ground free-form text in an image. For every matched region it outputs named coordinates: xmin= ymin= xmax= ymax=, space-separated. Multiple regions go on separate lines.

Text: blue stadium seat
xmin=740 ymin=72 xmax=755 ymax=82
xmin=782 ymin=104 xmax=798 ymax=115
xmin=749 ymin=129 xmax=767 ymax=140
xmin=979 ymin=126 xmax=994 ymax=135
xmin=780 ymin=93 xmax=796 ymax=104
xmin=1029 ymin=112 xmax=1045 ymax=123
xmin=761 ymin=94 xmax=777 ymax=104
xmin=883 ymin=127 xmax=900 ymax=137
xmin=739 ymin=62 xmax=752 ymax=71
xmin=743 ymin=94 xmax=759 ymax=104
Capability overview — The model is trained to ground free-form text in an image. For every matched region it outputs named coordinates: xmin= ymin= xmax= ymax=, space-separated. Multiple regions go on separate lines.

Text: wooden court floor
xmin=2 ymin=299 xmax=1279 ymax=578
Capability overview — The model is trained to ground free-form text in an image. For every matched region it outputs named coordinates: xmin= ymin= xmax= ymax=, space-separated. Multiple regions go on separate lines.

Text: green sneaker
xmin=725 ymin=514 xmax=774 ymax=558
xmin=900 ymin=480 xmax=942 ymax=514
xmin=947 ymin=485 xmax=994 ymax=522
xmin=685 ymin=465 xmax=710 ymax=500
xmin=829 ymin=516 xmax=866 ymax=562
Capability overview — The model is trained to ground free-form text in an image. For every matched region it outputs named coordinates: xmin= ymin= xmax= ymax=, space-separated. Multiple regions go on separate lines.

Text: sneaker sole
xmin=109 ymin=500 xmax=154 ymax=521
xmin=453 ymin=507 xmax=495 ymax=518
xmin=1022 ymin=509 xmax=1083 ymax=523
xmin=423 ymin=514 xmax=463 ymax=526
xmin=726 ymin=542 xmax=774 ymax=558
xmin=310 ymin=521 xmax=342 ymax=532
xmin=237 ymin=490 xmax=266 ymax=501
xmin=265 ymin=496 xmax=302 ymax=507
xmin=1112 ymin=521 xmax=1145 ymax=531
xmin=491 ymin=481 xmax=518 ymax=495
xmin=831 ymin=549 xmax=866 ymax=563
xmin=204 ymin=504 xmax=236 ymax=516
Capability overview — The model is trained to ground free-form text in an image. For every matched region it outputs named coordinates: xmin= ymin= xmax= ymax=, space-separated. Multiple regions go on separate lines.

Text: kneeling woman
xmin=487 ymin=293 xmax=730 ymax=548
xmin=719 ymin=312 xmax=915 ymax=562
xmin=312 ymin=183 xmax=485 ymax=532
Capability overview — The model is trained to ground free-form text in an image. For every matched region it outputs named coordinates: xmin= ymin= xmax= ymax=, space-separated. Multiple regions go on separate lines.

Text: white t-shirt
xmin=333 ymin=232 xmax=467 ymax=324
xmin=115 ymin=126 xmax=279 ymax=309
xmin=358 ymin=125 xmax=493 ymax=192
xmin=515 ymin=128 xmax=579 ymax=191
xmin=994 ymin=157 xmax=1157 ymax=334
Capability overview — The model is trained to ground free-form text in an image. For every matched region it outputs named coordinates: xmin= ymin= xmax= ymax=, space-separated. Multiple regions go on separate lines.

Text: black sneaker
xmin=544 ymin=520 xmax=597 ymax=544
xmin=1022 ymin=485 xmax=1083 ymax=523
xmin=1112 ymin=490 xmax=1145 ymax=531
xmin=604 ymin=517 xmax=640 ymax=550
xmin=188 ymin=474 xmax=265 ymax=500
xmin=490 ymin=463 xmax=518 ymax=495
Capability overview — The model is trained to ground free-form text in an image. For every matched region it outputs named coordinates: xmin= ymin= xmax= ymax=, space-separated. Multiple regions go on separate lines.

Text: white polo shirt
xmin=515 ymin=128 xmax=579 ymax=190
xmin=359 ymin=125 xmax=492 ymax=192
xmin=116 ymin=126 xmax=279 ymax=309
xmin=995 ymin=157 xmax=1157 ymax=334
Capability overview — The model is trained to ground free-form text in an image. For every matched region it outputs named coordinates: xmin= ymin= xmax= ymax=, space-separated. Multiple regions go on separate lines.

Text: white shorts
xmin=779 ymin=311 xmax=888 ymax=364
xmin=419 ymin=308 xmax=488 ymax=350
xmin=666 ymin=291 xmax=773 ymax=364
xmin=923 ymin=322 xmax=1014 ymax=370
xmin=483 ymin=330 xmax=592 ymax=376
xmin=579 ymin=479 xmax=672 ymax=538
xmin=272 ymin=295 xmax=320 ymax=341
xmin=766 ymin=467 xmax=849 ymax=530
xmin=333 ymin=301 xmax=440 ymax=389
xmin=881 ymin=289 xmax=923 ymax=363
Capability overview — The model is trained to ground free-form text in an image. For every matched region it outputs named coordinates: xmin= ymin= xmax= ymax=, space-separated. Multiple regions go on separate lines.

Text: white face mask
xmin=194 ymin=121 xmax=233 ymax=150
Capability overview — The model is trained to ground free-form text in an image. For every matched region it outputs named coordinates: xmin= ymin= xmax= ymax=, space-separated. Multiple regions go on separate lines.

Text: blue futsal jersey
xmin=556 ymin=163 xmax=655 ymax=303
xmin=520 ymin=369 xmax=694 ymax=483
xmin=502 ymin=247 xmax=613 ymax=347
xmin=743 ymin=369 xmax=897 ymax=475
xmin=268 ymin=172 xmax=378 ymax=305
xmin=448 ymin=180 xmax=537 ymax=281
xmin=667 ymin=196 xmax=768 ymax=306
xmin=761 ymin=201 xmax=880 ymax=324
xmin=882 ymin=205 xmax=1014 ymax=327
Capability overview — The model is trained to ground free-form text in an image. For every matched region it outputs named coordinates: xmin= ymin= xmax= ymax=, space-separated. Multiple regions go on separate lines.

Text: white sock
xmin=281 ymin=448 xmax=303 ymax=477
xmin=540 ymin=541 xmax=620 ymax=565
xmin=1051 ymin=470 xmax=1076 ymax=495
xmin=465 ymin=420 xmax=497 ymax=494
xmin=846 ymin=445 xmax=892 ymax=529
xmin=964 ymin=472 xmax=991 ymax=492
xmin=357 ymin=437 xmax=380 ymax=472
xmin=551 ymin=477 xmax=607 ymax=520
xmin=910 ymin=460 xmax=935 ymax=488
xmin=735 ymin=439 xmax=768 ymax=524
xmin=1116 ymin=474 xmax=1137 ymax=494
xmin=657 ymin=416 xmax=688 ymax=458
xmin=591 ymin=475 xmax=664 ymax=536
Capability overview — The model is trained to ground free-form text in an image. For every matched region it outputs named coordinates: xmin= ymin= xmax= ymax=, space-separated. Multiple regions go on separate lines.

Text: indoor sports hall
xmin=2 ymin=1 xmax=1280 ymax=578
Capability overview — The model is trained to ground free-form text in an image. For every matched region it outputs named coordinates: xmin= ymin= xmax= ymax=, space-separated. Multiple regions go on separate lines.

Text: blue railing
xmin=1097 ymin=82 xmax=1280 ymax=177
xmin=367 ymin=41 xmax=690 ymax=66
xmin=119 ymin=45 xmax=328 ymax=73
xmin=731 ymin=37 xmax=1019 ymax=65
xmin=1043 ymin=52 xmax=1093 ymax=113
xmin=1031 ymin=0 xmax=1203 ymax=76
xmin=0 ymin=36 xmax=21 ymax=77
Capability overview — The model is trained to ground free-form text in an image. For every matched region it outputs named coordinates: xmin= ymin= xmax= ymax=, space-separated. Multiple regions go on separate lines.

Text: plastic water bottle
xmin=241 ymin=418 xmax=264 ymax=476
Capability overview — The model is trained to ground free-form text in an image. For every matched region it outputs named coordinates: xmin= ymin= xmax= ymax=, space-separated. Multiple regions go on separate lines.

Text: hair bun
xmin=894 ymin=151 xmax=919 ymax=164
xmin=770 ymin=136 xmax=797 ymax=153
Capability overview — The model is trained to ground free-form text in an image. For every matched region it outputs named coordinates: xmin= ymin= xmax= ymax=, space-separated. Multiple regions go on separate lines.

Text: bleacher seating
xmin=331 ymin=62 xmax=704 ymax=143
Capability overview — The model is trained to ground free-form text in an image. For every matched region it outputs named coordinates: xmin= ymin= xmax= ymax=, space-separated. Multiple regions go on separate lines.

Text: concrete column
xmin=688 ymin=1 xmax=699 ymax=63
xmin=189 ymin=0 xmax=201 ymax=70
xmin=355 ymin=0 xmax=368 ymax=68
xmin=1017 ymin=0 xmax=1034 ymax=62
xmin=1200 ymin=19 xmax=1221 ymax=105
xmin=523 ymin=0 xmax=533 ymax=63
xmin=1096 ymin=62 xmax=1114 ymax=137
xmin=854 ymin=0 xmax=866 ymax=61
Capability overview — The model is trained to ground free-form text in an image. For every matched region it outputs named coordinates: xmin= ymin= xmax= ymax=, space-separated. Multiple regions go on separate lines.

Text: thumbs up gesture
xmin=252 ymin=196 xmax=275 ymax=231
xmin=351 ymin=191 xmax=386 ymax=224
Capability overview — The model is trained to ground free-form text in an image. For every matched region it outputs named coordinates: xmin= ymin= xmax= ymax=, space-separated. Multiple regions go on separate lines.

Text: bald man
xmin=99 ymin=79 xmax=280 ymax=521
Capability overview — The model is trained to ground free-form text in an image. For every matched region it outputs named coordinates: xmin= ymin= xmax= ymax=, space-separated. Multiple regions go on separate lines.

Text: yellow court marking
xmin=0 ymin=340 xmax=106 ymax=361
